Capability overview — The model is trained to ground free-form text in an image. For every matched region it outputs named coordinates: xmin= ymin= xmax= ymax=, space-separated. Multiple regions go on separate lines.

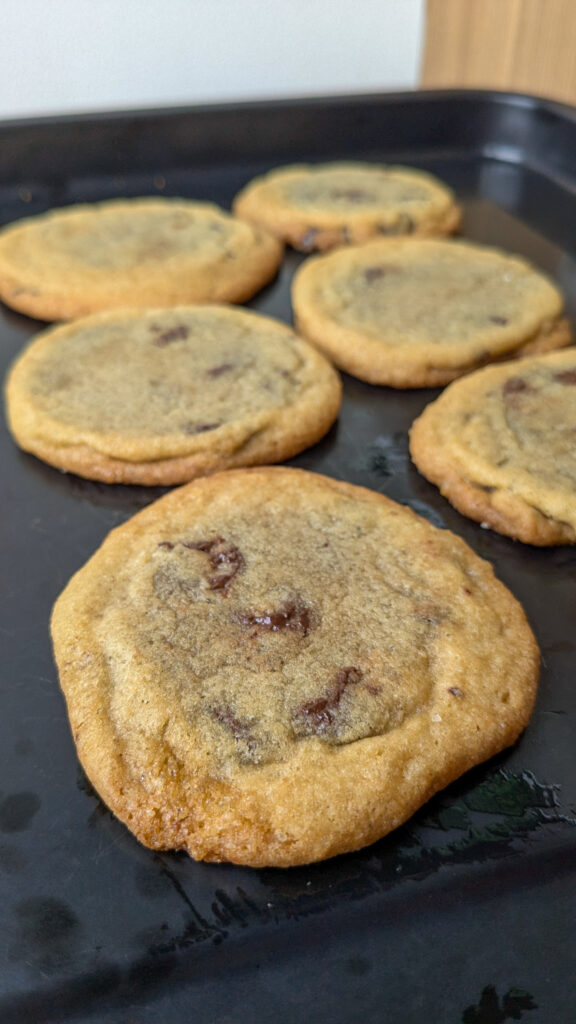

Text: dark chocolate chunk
xmin=207 ymin=363 xmax=235 ymax=378
xmin=236 ymin=600 xmax=313 ymax=636
xmin=278 ymin=368 xmax=298 ymax=385
xmin=364 ymin=266 xmax=386 ymax=283
xmin=554 ymin=369 xmax=576 ymax=385
xmin=448 ymin=687 xmax=464 ymax=698
xmin=211 ymin=705 xmax=258 ymax=760
xmin=293 ymin=667 xmax=363 ymax=736
xmin=362 ymin=263 xmax=401 ymax=283
xmin=503 ymin=377 xmax=530 ymax=395
xmin=151 ymin=324 xmax=190 ymax=347
xmin=183 ymin=536 xmax=245 ymax=593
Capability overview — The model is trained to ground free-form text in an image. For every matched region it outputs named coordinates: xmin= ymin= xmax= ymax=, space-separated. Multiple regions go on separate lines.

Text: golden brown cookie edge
xmin=0 ymin=199 xmax=284 ymax=320
xmin=5 ymin=307 xmax=342 ymax=484
xmin=409 ymin=358 xmax=576 ymax=545
xmin=50 ymin=467 xmax=540 ymax=866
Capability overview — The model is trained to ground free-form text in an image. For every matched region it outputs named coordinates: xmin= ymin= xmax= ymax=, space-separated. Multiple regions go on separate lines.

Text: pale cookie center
xmin=105 ymin=507 xmax=445 ymax=769
xmin=25 ymin=315 xmax=304 ymax=437
xmin=332 ymin=257 xmax=538 ymax=343
xmin=37 ymin=211 xmax=232 ymax=269
xmin=464 ymin=365 xmax=576 ymax=487
xmin=287 ymin=173 xmax=432 ymax=210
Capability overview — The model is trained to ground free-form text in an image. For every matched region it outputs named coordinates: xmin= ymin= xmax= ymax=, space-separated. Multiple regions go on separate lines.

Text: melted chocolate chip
xmin=212 ymin=706 xmax=258 ymax=758
xmin=213 ymin=706 xmax=252 ymax=738
xmin=207 ymin=363 xmax=235 ymax=378
xmin=278 ymin=368 xmax=298 ymax=385
xmin=503 ymin=377 xmax=530 ymax=395
xmin=293 ymin=667 xmax=363 ymax=736
xmin=183 ymin=537 xmax=244 ymax=593
xmin=364 ymin=266 xmax=386 ymax=283
xmin=236 ymin=600 xmax=313 ymax=636
xmin=362 ymin=263 xmax=401 ymax=283
xmin=489 ymin=315 xmax=509 ymax=326
xmin=554 ymin=369 xmax=576 ymax=385
xmin=151 ymin=324 xmax=190 ymax=347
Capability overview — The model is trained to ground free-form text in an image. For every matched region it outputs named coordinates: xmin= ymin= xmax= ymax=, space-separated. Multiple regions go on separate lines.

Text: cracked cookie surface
xmin=51 ymin=467 xmax=539 ymax=866
xmin=410 ymin=349 xmax=576 ymax=545
xmin=233 ymin=162 xmax=460 ymax=252
xmin=0 ymin=198 xmax=283 ymax=320
xmin=5 ymin=306 xmax=341 ymax=484
xmin=292 ymin=237 xmax=570 ymax=387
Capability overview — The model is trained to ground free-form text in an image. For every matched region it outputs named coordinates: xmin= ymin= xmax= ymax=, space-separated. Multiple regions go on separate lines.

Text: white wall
xmin=0 ymin=0 xmax=424 ymax=120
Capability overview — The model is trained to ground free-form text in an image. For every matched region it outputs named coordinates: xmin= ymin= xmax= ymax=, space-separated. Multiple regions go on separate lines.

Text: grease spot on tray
xmin=9 ymin=897 xmax=80 ymax=974
xmin=0 ymin=843 xmax=26 ymax=874
xmin=367 ymin=432 xmax=410 ymax=479
xmin=346 ymin=955 xmax=371 ymax=976
xmin=13 ymin=737 xmax=34 ymax=757
xmin=134 ymin=864 xmax=175 ymax=901
xmin=0 ymin=792 xmax=40 ymax=833
xmin=462 ymin=984 xmax=538 ymax=1024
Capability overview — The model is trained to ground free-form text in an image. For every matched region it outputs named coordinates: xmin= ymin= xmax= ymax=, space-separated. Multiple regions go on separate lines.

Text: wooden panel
xmin=421 ymin=0 xmax=576 ymax=107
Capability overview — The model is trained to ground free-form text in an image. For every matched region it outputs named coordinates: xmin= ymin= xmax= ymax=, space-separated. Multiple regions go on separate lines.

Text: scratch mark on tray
xmin=152 ymin=853 xmax=227 ymax=946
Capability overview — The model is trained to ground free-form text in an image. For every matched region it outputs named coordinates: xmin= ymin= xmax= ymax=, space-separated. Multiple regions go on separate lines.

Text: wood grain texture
xmin=422 ymin=0 xmax=576 ymax=106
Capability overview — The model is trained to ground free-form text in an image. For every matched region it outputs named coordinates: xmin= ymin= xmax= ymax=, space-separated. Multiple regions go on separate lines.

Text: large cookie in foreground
xmin=233 ymin=162 xmax=461 ymax=251
xmin=410 ymin=349 xmax=576 ymax=545
xmin=5 ymin=306 xmax=341 ymax=484
xmin=51 ymin=468 xmax=539 ymax=867
xmin=292 ymin=238 xmax=571 ymax=387
xmin=0 ymin=198 xmax=283 ymax=320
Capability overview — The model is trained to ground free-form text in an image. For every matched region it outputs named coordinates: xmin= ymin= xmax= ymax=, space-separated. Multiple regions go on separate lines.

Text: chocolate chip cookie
xmin=410 ymin=349 xmax=576 ymax=545
xmin=292 ymin=237 xmax=571 ymax=387
xmin=233 ymin=162 xmax=461 ymax=252
xmin=5 ymin=306 xmax=341 ymax=484
xmin=0 ymin=198 xmax=283 ymax=320
xmin=51 ymin=467 xmax=539 ymax=867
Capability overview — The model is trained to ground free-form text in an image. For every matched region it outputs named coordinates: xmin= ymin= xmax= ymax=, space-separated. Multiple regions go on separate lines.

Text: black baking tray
xmin=1 ymin=90 xmax=576 ymax=1024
